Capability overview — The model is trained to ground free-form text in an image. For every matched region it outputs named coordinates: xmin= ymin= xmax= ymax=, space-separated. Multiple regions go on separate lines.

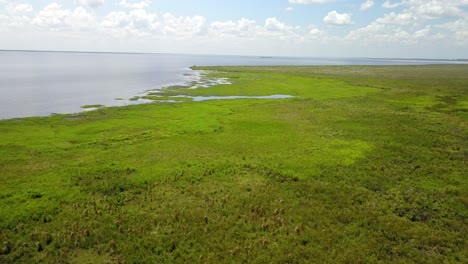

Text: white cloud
xmin=346 ymin=0 xmax=468 ymax=51
xmin=210 ymin=18 xmax=258 ymax=38
xmin=438 ymin=18 xmax=468 ymax=32
xmin=0 ymin=5 xmax=32 ymax=29
xmin=438 ymin=18 xmax=468 ymax=44
xmin=100 ymin=10 xmax=206 ymax=38
xmin=360 ymin=0 xmax=374 ymax=11
xmin=375 ymin=11 xmax=415 ymax=25
xmin=101 ymin=9 xmax=159 ymax=37
xmin=0 ymin=0 xmax=466 ymax=57
xmin=455 ymin=30 xmax=468 ymax=44
xmin=346 ymin=22 xmax=416 ymax=43
xmin=67 ymin=7 xmax=96 ymax=30
xmin=323 ymin=11 xmax=352 ymax=25
xmin=308 ymin=27 xmax=326 ymax=39
xmin=119 ymin=0 xmax=151 ymax=9
xmin=32 ymin=4 xmax=95 ymax=30
xmin=101 ymin=11 xmax=129 ymax=28
xmin=265 ymin=17 xmax=288 ymax=31
xmin=76 ymin=0 xmax=105 ymax=8
xmin=407 ymin=0 xmax=464 ymax=19
xmin=289 ymin=0 xmax=332 ymax=4
xmin=382 ymin=0 xmax=467 ymax=20
xmin=161 ymin=13 xmax=206 ymax=37
xmin=382 ymin=1 xmax=404 ymax=9
xmin=375 ymin=0 xmax=468 ymax=28
xmin=286 ymin=7 xmax=294 ymax=12
xmin=32 ymin=3 xmax=71 ymax=28
xmin=346 ymin=18 xmax=445 ymax=46
xmin=6 ymin=3 xmax=33 ymax=14
xmin=210 ymin=17 xmax=306 ymax=41
xmin=345 ymin=22 xmax=383 ymax=41
xmin=412 ymin=25 xmax=431 ymax=39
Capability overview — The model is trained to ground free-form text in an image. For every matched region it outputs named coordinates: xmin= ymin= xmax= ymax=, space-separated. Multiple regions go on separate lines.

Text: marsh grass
xmin=81 ymin=104 xmax=104 ymax=109
xmin=0 ymin=65 xmax=467 ymax=263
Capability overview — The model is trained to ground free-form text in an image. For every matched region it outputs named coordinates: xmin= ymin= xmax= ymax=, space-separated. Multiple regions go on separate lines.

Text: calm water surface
xmin=0 ymin=51 xmax=463 ymax=119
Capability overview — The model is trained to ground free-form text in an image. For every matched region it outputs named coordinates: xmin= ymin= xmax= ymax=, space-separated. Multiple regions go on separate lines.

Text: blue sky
xmin=1 ymin=0 xmax=467 ymax=58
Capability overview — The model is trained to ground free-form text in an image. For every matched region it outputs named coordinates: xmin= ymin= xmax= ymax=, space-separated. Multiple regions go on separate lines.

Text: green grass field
xmin=0 ymin=65 xmax=467 ymax=263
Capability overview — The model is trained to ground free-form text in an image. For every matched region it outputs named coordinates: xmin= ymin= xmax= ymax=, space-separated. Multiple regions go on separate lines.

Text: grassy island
xmin=0 ymin=65 xmax=467 ymax=263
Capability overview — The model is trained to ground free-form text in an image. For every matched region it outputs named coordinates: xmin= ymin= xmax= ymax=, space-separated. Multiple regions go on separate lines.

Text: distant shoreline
xmin=0 ymin=49 xmax=466 ymax=62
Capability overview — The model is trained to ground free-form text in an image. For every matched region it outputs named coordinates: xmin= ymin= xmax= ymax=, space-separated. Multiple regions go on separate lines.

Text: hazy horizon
xmin=1 ymin=49 xmax=467 ymax=61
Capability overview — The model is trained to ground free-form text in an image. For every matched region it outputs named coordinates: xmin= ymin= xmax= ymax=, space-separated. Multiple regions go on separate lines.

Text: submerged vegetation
xmin=0 ymin=65 xmax=467 ymax=263
xmin=81 ymin=104 xmax=105 ymax=109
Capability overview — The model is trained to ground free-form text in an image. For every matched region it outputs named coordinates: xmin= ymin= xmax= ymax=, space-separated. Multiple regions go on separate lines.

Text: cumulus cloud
xmin=375 ymin=11 xmax=415 ymax=25
xmin=0 ymin=0 xmax=466 ymax=57
xmin=455 ymin=31 xmax=468 ymax=44
xmin=373 ymin=0 xmax=468 ymax=29
xmin=289 ymin=0 xmax=332 ymax=4
xmin=346 ymin=22 xmax=385 ymax=41
xmin=101 ymin=9 xmax=159 ymax=37
xmin=323 ymin=11 xmax=352 ymax=25
xmin=383 ymin=0 xmax=467 ymax=19
xmin=161 ymin=13 xmax=206 ymax=37
xmin=32 ymin=3 xmax=72 ymax=28
xmin=382 ymin=1 xmax=404 ymax=9
xmin=407 ymin=0 xmax=464 ymax=19
xmin=438 ymin=18 xmax=468 ymax=45
xmin=6 ymin=3 xmax=33 ymax=14
xmin=32 ymin=3 xmax=95 ymax=30
xmin=308 ymin=27 xmax=326 ymax=39
xmin=99 ymin=9 xmax=206 ymax=38
xmin=76 ymin=0 xmax=105 ymax=8
xmin=119 ymin=0 xmax=151 ymax=9
xmin=67 ymin=7 xmax=96 ymax=30
xmin=438 ymin=18 xmax=468 ymax=32
xmin=345 ymin=22 xmax=434 ymax=44
xmin=3 ymin=4 xmax=296 ymax=41
xmin=209 ymin=17 xmax=305 ymax=41
xmin=210 ymin=18 xmax=257 ymax=38
xmin=285 ymin=7 xmax=294 ymax=12
xmin=360 ymin=0 xmax=374 ymax=11
xmin=265 ymin=17 xmax=288 ymax=31
xmin=0 ymin=3 xmax=32 ymax=30
xmin=346 ymin=0 xmax=468 ymax=50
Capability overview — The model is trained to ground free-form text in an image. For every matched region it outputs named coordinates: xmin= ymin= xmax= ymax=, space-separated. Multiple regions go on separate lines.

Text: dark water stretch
xmin=0 ymin=50 xmax=464 ymax=119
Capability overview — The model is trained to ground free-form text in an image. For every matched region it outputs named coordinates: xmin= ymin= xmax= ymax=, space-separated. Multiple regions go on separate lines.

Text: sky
xmin=0 ymin=0 xmax=467 ymax=58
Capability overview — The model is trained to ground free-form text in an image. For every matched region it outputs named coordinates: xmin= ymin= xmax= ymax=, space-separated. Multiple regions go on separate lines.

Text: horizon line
xmin=0 ymin=49 xmax=466 ymax=61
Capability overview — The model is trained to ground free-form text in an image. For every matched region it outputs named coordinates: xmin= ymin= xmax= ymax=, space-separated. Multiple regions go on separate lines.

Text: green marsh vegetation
xmin=0 ymin=65 xmax=467 ymax=263
xmin=81 ymin=105 xmax=105 ymax=109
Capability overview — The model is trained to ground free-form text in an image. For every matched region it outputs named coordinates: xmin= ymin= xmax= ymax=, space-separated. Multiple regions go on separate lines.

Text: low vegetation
xmin=0 ymin=65 xmax=467 ymax=263
xmin=81 ymin=104 xmax=104 ymax=109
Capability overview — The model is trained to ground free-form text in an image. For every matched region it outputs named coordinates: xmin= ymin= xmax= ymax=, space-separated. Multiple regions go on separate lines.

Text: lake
xmin=0 ymin=50 xmax=464 ymax=119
